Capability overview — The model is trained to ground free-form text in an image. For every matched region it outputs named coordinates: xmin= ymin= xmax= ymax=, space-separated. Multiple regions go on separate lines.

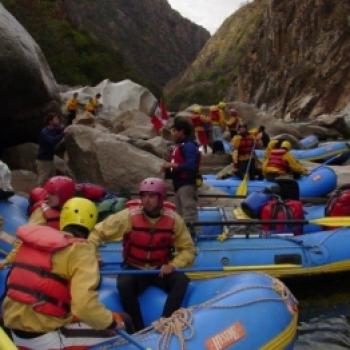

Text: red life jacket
xmin=191 ymin=114 xmax=204 ymax=129
xmin=6 ymin=225 xmax=82 ymax=318
xmin=41 ymin=203 xmax=60 ymax=229
xmin=260 ymin=199 xmax=304 ymax=235
xmin=123 ymin=202 xmax=175 ymax=268
xmin=238 ymin=135 xmax=255 ymax=158
xmin=266 ymin=149 xmax=289 ymax=173
xmin=210 ymin=110 xmax=221 ymax=124
xmin=170 ymin=142 xmax=200 ymax=180
xmin=77 ymin=183 xmax=106 ymax=201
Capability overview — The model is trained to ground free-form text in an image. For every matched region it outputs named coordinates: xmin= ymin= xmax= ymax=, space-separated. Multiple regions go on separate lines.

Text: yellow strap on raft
xmin=0 ymin=327 xmax=18 ymax=350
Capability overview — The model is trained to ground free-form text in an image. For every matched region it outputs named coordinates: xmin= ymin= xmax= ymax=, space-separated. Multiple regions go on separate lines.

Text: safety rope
xmin=146 ymin=276 xmax=296 ymax=350
xmin=152 ymin=309 xmax=193 ymax=350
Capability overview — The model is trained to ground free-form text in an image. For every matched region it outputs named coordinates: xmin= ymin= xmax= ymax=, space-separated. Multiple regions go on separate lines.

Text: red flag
xmin=151 ymin=99 xmax=169 ymax=132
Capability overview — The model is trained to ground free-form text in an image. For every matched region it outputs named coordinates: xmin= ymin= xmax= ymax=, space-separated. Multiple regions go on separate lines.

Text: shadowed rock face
xmin=0 ymin=3 xmax=60 ymax=149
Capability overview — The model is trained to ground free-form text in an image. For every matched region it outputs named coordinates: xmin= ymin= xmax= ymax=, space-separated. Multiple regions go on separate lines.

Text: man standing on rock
xmin=36 ymin=113 xmax=65 ymax=186
xmin=162 ymin=117 xmax=200 ymax=231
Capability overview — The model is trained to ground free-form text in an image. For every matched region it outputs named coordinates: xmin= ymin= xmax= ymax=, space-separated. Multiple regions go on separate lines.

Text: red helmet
xmin=29 ymin=187 xmax=47 ymax=205
xmin=43 ymin=176 xmax=76 ymax=207
xmin=139 ymin=177 xmax=166 ymax=201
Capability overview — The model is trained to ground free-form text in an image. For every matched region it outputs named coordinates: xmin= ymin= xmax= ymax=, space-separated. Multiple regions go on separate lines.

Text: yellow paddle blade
xmin=0 ymin=327 xmax=17 ymax=350
xmin=223 ymin=264 xmax=301 ymax=271
xmin=311 ymin=216 xmax=350 ymax=227
xmin=236 ymin=173 xmax=249 ymax=196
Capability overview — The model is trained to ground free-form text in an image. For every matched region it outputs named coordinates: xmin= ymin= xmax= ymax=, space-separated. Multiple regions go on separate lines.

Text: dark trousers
xmin=117 ymin=271 xmax=189 ymax=331
xmin=236 ymin=159 xmax=260 ymax=179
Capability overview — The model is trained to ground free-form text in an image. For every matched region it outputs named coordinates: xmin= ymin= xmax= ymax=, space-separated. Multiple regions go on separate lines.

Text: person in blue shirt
xmin=162 ymin=117 xmax=200 ymax=229
xmin=36 ymin=113 xmax=65 ymax=185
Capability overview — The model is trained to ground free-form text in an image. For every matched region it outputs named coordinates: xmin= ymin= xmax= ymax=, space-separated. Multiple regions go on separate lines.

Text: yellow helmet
xmin=192 ymin=106 xmax=202 ymax=113
xmin=59 ymin=197 xmax=98 ymax=231
xmin=281 ymin=140 xmax=292 ymax=150
xmin=218 ymin=101 xmax=226 ymax=109
xmin=210 ymin=105 xmax=219 ymax=111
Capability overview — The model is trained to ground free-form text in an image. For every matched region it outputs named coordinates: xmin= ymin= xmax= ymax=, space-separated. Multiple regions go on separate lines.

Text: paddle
xmin=186 ymin=216 xmax=350 ymax=227
xmin=0 ymin=327 xmax=17 ymax=350
xmin=89 ymin=329 xmax=152 ymax=350
xmin=235 ymin=138 xmax=257 ymax=197
xmin=100 ymin=264 xmax=301 ymax=276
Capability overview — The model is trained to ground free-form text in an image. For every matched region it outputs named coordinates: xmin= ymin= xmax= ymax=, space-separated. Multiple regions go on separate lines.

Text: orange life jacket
xmin=123 ymin=202 xmax=175 ymax=268
xmin=6 ymin=225 xmax=82 ymax=318
xmin=266 ymin=149 xmax=289 ymax=173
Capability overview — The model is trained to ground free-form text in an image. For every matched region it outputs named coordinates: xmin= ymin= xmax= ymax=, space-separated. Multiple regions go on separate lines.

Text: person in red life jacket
xmin=2 ymin=176 xmax=77 ymax=269
xmin=29 ymin=176 xmax=76 ymax=229
xmin=161 ymin=117 xmax=200 ymax=228
xmin=88 ymin=177 xmax=195 ymax=332
xmin=231 ymin=124 xmax=261 ymax=179
xmin=263 ymin=140 xmax=308 ymax=200
xmin=190 ymin=106 xmax=210 ymax=153
xmin=2 ymin=197 xmax=133 ymax=350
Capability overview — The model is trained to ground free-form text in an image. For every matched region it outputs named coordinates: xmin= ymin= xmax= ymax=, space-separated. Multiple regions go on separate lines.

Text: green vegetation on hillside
xmin=2 ymin=0 xmax=160 ymax=95
xmin=166 ymin=0 xmax=268 ymax=109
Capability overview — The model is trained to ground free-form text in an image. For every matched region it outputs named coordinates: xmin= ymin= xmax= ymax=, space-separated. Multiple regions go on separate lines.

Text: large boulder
xmin=0 ymin=3 xmax=60 ymax=149
xmin=61 ymin=79 xmax=157 ymax=116
xmin=64 ymin=125 xmax=163 ymax=191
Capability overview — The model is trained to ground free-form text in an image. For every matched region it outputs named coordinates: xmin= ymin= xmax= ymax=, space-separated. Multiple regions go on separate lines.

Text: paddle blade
xmin=311 ymin=216 xmax=350 ymax=227
xmin=236 ymin=174 xmax=249 ymax=196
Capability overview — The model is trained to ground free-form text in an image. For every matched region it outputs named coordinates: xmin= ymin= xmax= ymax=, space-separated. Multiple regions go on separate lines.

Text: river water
xmin=288 ymin=273 xmax=350 ymax=349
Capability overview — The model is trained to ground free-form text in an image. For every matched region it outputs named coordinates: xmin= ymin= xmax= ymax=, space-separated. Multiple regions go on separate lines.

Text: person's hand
xmin=161 ymin=162 xmax=174 ymax=171
xmin=159 ymin=263 xmax=175 ymax=277
xmin=112 ymin=312 xmax=126 ymax=330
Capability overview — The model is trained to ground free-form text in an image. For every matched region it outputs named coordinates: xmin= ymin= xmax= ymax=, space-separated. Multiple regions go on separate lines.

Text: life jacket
xmin=210 ymin=110 xmax=221 ymax=125
xmin=266 ymin=149 xmax=289 ymax=174
xmin=6 ymin=225 xmax=82 ymax=318
xmin=123 ymin=202 xmax=175 ymax=268
xmin=260 ymin=198 xmax=304 ymax=235
xmin=41 ymin=203 xmax=60 ymax=230
xmin=170 ymin=142 xmax=200 ymax=181
xmin=191 ymin=114 xmax=204 ymax=130
xmin=326 ymin=187 xmax=350 ymax=217
xmin=237 ymin=135 xmax=255 ymax=159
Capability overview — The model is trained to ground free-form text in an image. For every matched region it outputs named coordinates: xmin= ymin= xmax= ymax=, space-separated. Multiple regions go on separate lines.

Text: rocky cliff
xmin=2 ymin=0 xmax=209 ymax=90
xmin=166 ymin=0 xmax=350 ymax=120
xmin=63 ymin=0 xmax=210 ymax=87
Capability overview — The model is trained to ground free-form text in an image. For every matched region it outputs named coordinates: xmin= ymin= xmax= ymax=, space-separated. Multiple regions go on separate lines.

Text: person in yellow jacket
xmin=225 ymin=108 xmax=242 ymax=138
xmin=84 ymin=93 xmax=102 ymax=115
xmin=231 ymin=124 xmax=261 ymax=179
xmin=263 ymin=140 xmax=308 ymax=200
xmin=209 ymin=105 xmax=225 ymax=144
xmin=65 ymin=92 xmax=79 ymax=125
xmin=88 ymin=177 xmax=195 ymax=331
xmin=2 ymin=197 xmax=133 ymax=349
xmin=263 ymin=140 xmax=308 ymax=179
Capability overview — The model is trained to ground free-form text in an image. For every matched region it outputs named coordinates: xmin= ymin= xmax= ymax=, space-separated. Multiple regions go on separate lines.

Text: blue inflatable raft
xmin=100 ymin=227 xmax=350 ymax=279
xmin=204 ymin=166 xmax=337 ymax=197
xmin=255 ymin=141 xmax=350 ymax=164
xmin=0 ymin=267 xmax=297 ymax=350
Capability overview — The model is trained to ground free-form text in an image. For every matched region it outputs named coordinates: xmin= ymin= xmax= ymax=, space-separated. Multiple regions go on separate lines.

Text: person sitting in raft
xmin=191 ymin=106 xmax=210 ymax=154
xmin=88 ymin=177 xmax=195 ymax=332
xmin=231 ymin=124 xmax=261 ymax=179
xmin=2 ymin=197 xmax=133 ymax=349
xmin=256 ymin=125 xmax=270 ymax=148
xmin=263 ymin=140 xmax=308 ymax=199
xmin=2 ymin=176 xmax=76 ymax=268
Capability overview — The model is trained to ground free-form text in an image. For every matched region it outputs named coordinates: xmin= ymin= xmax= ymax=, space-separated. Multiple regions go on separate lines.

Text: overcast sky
xmin=167 ymin=0 xmax=246 ymax=34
